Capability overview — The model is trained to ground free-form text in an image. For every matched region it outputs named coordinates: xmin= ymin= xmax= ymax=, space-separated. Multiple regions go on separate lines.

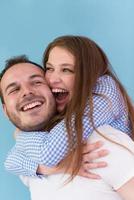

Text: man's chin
xmin=6 ymin=112 xmax=46 ymax=132
xmin=15 ymin=121 xmax=46 ymax=132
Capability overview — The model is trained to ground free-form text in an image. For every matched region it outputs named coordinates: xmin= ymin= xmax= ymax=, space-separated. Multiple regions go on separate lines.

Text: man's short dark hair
xmin=0 ymin=55 xmax=44 ymax=104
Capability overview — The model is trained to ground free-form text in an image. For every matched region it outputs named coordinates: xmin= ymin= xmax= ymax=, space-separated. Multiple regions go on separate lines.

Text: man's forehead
xmin=3 ymin=63 xmax=44 ymax=79
xmin=1 ymin=63 xmax=45 ymax=89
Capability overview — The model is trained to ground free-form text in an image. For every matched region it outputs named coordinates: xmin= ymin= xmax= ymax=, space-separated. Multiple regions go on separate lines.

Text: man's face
xmin=1 ymin=63 xmax=56 ymax=131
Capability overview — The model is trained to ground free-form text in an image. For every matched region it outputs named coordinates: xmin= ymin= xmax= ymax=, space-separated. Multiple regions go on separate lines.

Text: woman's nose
xmin=48 ymin=72 xmax=62 ymax=84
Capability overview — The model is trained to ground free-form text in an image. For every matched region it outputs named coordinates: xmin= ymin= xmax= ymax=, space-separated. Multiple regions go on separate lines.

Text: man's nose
xmin=21 ymin=85 xmax=34 ymax=97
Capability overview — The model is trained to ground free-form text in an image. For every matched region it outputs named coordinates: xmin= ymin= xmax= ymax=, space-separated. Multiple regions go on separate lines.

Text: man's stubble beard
xmin=6 ymin=108 xmax=56 ymax=132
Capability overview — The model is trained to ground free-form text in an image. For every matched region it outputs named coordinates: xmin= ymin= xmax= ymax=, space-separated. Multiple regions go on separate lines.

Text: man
xmin=0 ymin=55 xmax=108 ymax=200
xmin=0 ymin=56 xmax=56 ymax=131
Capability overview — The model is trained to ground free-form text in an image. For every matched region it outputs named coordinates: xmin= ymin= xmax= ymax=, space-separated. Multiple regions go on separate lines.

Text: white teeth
xmin=52 ymin=88 xmax=67 ymax=93
xmin=23 ymin=101 xmax=42 ymax=111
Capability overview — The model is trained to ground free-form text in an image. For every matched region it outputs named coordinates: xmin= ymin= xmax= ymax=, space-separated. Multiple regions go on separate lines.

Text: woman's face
xmin=45 ymin=46 xmax=75 ymax=112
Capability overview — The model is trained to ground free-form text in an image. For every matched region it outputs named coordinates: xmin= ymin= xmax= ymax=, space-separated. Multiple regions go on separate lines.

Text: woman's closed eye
xmin=45 ymin=67 xmax=54 ymax=72
xmin=62 ymin=68 xmax=74 ymax=73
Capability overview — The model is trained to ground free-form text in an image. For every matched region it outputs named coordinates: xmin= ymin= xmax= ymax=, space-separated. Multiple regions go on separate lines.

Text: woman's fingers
xmin=79 ymin=141 xmax=109 ymax=179
xmin=82 ymin=149 xmax=109 ymax=162
xmin=78 ymin=161 xmax=107 ymax=179
xmin=82 ymin=141 xmax=104 ymax=154
xmin=83 ymin=161 xmax=107 ymax=169
xmin=78 ymin=169 xmax=101 ymax=179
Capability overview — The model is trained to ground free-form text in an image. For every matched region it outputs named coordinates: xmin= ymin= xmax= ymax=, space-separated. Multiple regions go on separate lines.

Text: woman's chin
xmin=57 ymin=104 xmax=66 ymax=113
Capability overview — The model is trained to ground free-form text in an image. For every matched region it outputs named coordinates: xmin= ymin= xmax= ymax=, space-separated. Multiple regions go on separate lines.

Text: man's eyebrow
xmin=5 ymin=74 xmax=45 ymax=93
xmin=29 ymin=74 xmax=45 ymax=79
xmin=5 ymin=82 xmax=18 ymax=93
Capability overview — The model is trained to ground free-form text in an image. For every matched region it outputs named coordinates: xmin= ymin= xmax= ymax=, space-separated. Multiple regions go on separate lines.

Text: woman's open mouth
xmin=52 ymin=88 xmax=69 ymax=105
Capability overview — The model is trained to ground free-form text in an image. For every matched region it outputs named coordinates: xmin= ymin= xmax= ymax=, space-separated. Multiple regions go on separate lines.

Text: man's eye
xmin=34 ymin=81 xmax=42 ymax=85
xmin=8 ymin=88 xmax=19 ymax=94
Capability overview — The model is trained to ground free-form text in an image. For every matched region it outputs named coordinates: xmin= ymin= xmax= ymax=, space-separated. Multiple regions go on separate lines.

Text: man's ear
xmin=2 ymin=104 xmax=8 ymax=118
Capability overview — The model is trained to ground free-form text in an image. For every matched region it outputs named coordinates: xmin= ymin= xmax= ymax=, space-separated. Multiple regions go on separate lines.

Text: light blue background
xmin=0 ymin=1 xmax=134 ymax=200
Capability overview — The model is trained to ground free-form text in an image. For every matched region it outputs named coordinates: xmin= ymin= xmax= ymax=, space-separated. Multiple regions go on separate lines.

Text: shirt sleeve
xmin=5 ymin=145 xmax=38 ymax=176
xmin=5 ymin=122 xmax=70 ymax=176
xmin=23 ymin=122 xmax=69 ymax=166
xmin=81 ymin=75 xmax=126 ymax=139
xmin=5 ymin=75 xmax=125 ymax=176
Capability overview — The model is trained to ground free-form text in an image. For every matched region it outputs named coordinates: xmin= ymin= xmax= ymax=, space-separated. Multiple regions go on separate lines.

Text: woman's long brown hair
xmin=43 ymin=35 xmax=134 ymax=180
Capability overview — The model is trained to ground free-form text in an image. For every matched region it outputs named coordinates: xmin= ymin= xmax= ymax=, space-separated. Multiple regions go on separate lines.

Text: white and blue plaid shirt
xmin=5 ymin=75 xmax=131 ymax=177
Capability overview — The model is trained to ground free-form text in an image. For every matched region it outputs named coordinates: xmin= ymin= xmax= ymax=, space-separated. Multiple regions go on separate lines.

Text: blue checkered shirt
xmin=5 ymin=75 xmax=131 ymax=177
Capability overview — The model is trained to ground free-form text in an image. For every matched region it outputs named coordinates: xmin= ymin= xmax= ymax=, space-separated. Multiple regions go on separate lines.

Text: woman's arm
xmin=24 ymin=76 xmax=123 ymax=166
xmin=5 ymin=76 xmax=122 ymax=176
xmin=5 ymin=135 xmax=108 ymax=177
xmin=5 ymin=146 xmax=38 ymax=176
xmin=37 ymin=140 xmax=108 ymax=179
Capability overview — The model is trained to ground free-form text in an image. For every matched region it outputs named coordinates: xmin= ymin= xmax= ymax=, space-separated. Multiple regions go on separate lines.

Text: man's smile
xmin=22 ymin=101 xmax=43 ymax=111
xmin=19 ymin=97 xmax=45 ymax=112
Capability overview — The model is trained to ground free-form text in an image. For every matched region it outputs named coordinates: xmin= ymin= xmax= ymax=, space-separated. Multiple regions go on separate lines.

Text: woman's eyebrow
xmin=46 ymin=62 xmax=74 ymax=67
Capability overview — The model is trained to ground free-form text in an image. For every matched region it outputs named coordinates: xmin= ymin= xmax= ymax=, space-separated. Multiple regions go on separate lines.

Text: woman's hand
xmin=37 ymin=165 xmax=62 ymax=175
xmin=78 ymin=141 xmax=109 ymax=179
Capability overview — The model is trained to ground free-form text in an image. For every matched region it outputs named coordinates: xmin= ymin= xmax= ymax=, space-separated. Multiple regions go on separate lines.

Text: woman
xmin=41 ymin=35 xmax=134 ymax=174
xmin=5 ymin=35 xmax=134 ymax=199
